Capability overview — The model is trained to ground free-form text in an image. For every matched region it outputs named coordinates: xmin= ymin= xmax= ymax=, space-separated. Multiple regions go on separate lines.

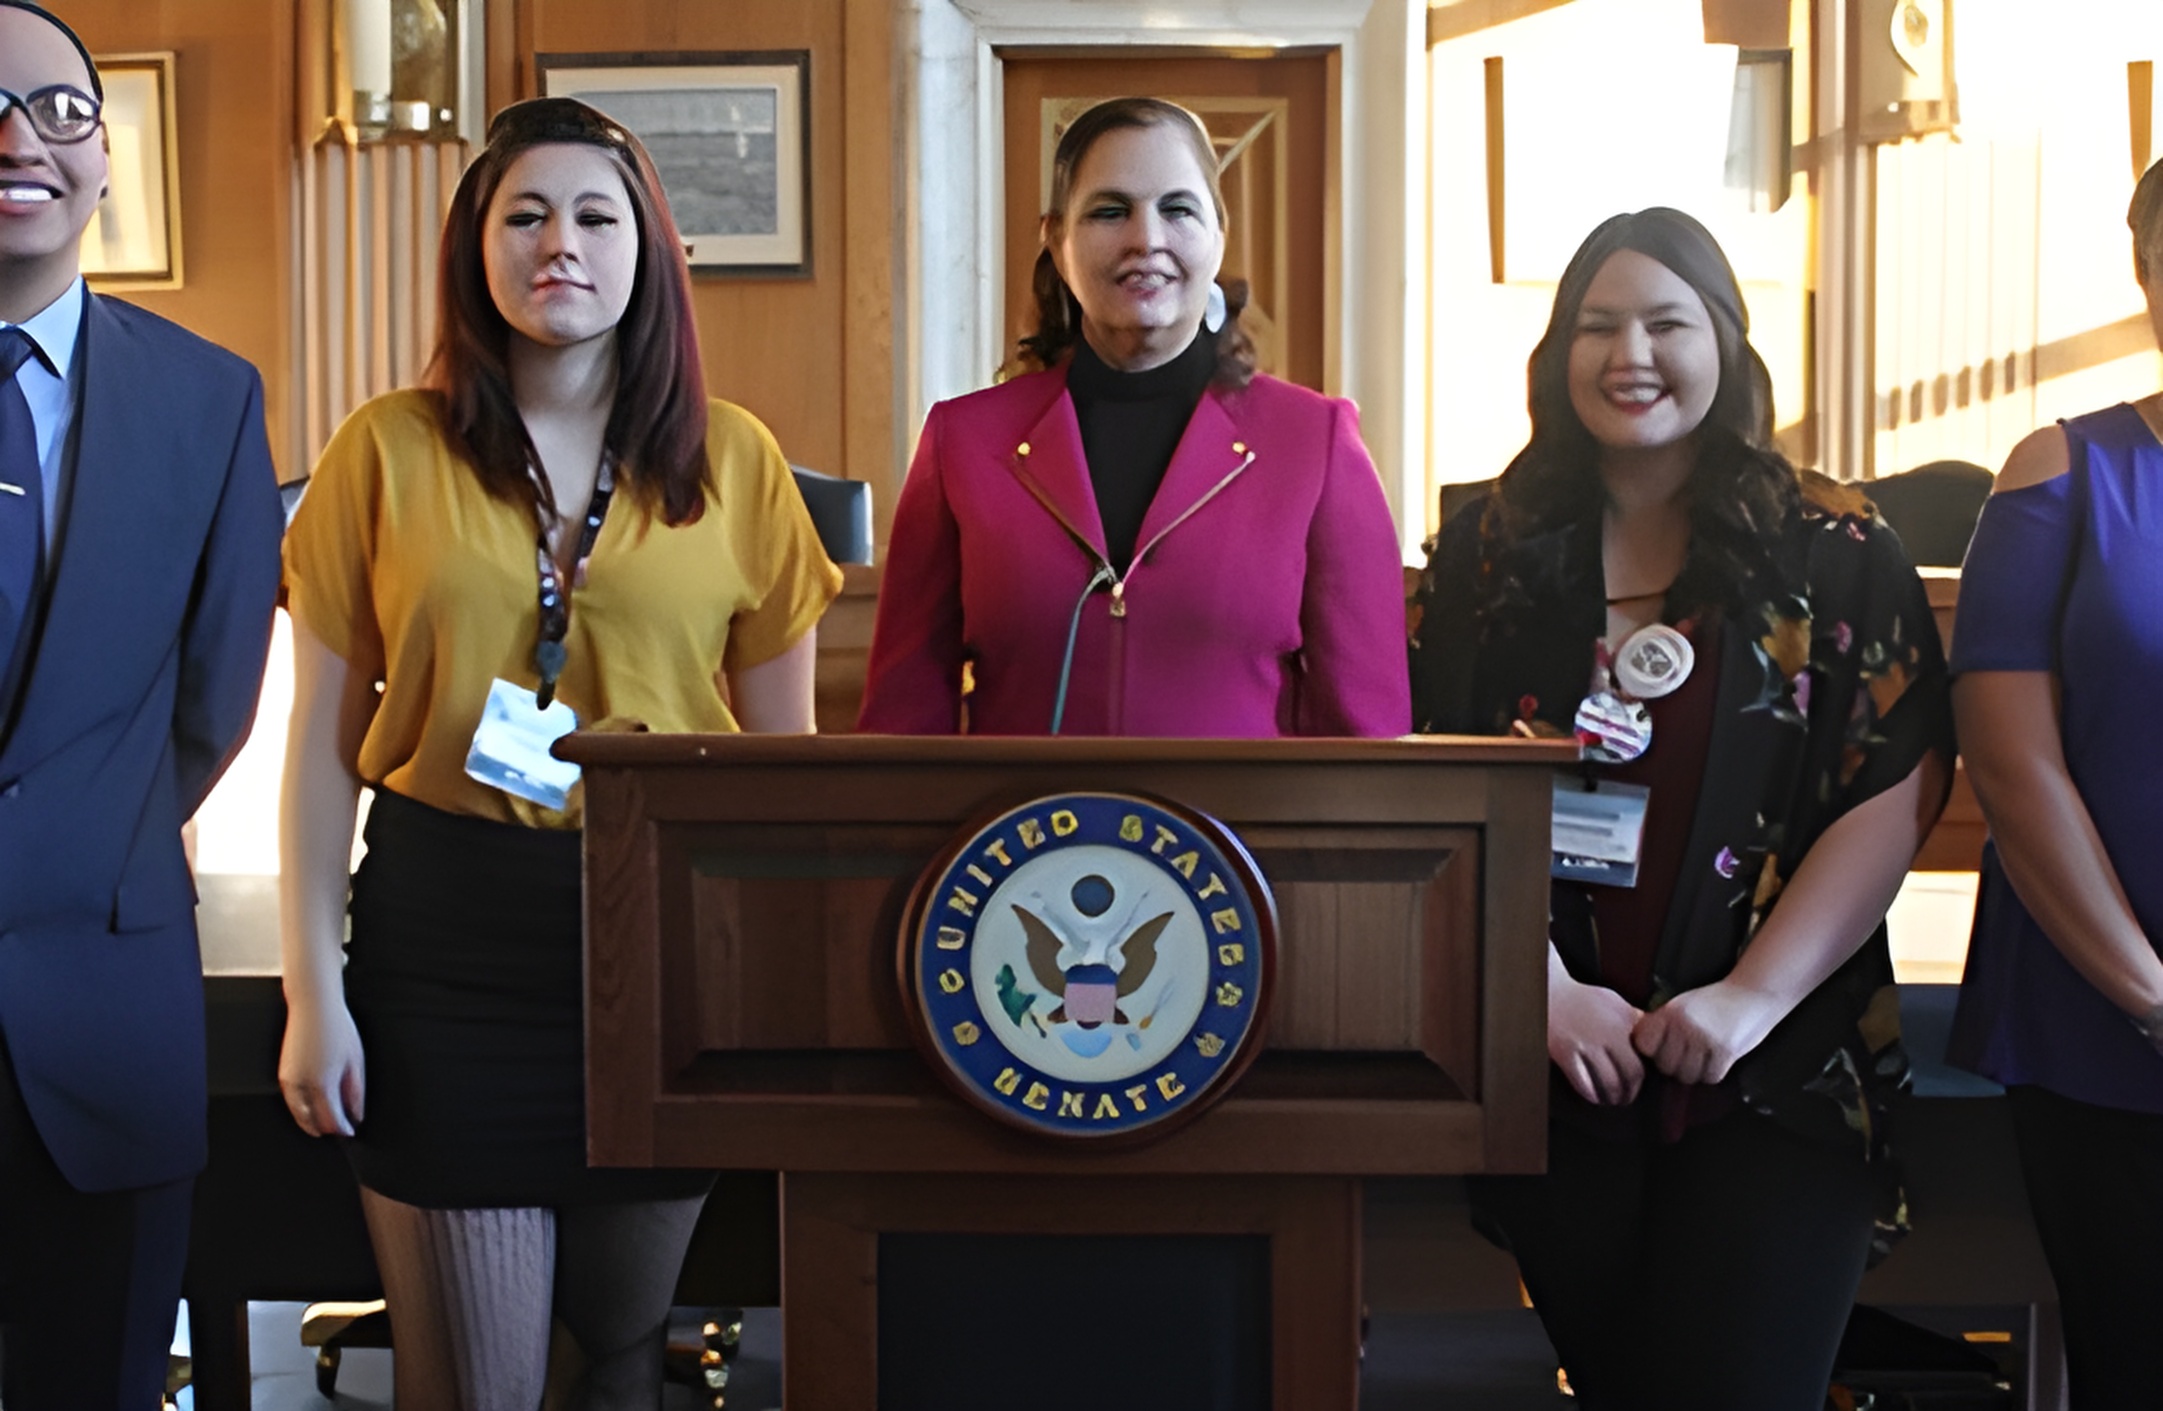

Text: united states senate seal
xmin=900 ymin=792 xmax=1276 ymax=1141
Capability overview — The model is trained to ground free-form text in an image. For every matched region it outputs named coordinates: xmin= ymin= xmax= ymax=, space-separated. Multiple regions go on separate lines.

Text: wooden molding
xmin=2133 ymin=60 xmax=2155 ymax=183
xmin=1483 ymin=56 xmax=1505 ymax=284
xmin=1426 ymin=0 xmax=1577 ymax=47
xmin=1700 ymin=0 xmax=1792 ymax=48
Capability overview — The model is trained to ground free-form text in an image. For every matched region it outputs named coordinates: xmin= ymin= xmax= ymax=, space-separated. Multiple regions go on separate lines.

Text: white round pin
xmin=1612 ymin=624 xmax=1695 ymax=701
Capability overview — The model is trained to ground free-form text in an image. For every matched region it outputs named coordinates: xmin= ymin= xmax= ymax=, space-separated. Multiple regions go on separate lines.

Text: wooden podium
xmin=558 ymin=734 xmax=1572 ymax=1409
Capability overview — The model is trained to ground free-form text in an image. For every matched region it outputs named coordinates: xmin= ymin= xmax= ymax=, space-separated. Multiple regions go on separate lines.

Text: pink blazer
xmin=858 ymin=364 xmax=1410 ymax=737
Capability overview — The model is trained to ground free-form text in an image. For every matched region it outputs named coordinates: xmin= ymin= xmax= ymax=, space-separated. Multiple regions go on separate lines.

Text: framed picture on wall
xmin=81 ymin=52 xmax=183 ymax=289
xmin=537 ymin=50 xmax=810 ymax=277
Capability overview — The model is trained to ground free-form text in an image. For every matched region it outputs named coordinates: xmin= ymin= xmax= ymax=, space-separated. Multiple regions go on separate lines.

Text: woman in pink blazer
xmin=858 ymin=97 xmax=1409 ymax=737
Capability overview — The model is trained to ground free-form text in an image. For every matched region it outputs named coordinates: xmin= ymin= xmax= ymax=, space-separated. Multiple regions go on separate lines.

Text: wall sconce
xmin=1856 ymin=0 xmax=1958 ymax=143
xmin=320 ymin=0 xmax=482 ymax=143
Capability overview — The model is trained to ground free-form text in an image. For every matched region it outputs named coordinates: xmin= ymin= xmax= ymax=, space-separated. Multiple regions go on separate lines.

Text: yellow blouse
xmin=285 ymin=389 xmax=841 ymax=828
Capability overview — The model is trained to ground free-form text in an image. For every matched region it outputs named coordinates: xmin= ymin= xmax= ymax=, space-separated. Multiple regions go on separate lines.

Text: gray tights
xmin=358 ymin=1187 xmax=709 ymax=1411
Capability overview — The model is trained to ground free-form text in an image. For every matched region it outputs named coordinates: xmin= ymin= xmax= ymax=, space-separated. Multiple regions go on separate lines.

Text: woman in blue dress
xmin=1949 ymin=156 xmax=2163 ymax=1405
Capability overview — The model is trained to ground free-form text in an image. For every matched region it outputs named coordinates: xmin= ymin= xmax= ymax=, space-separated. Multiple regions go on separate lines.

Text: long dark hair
xmin=425 ymin=96 xmax=711 ymax=528
xmin=1010 ymin=96 xmax=1256 ymax=390
xmin=1480 ymin=207 xmax=1800 ymax=622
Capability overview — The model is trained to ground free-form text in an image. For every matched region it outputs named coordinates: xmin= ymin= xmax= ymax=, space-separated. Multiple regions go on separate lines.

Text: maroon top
xmin=1570 ymin=619 xmax=1739 ymax=1141
xmin=1591 ymin=618 xmax=1720 ymax=1006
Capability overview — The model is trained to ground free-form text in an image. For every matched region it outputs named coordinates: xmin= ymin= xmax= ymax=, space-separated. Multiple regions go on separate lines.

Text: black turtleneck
xmin=1066 ymin=327 xmax=1217 ymax=572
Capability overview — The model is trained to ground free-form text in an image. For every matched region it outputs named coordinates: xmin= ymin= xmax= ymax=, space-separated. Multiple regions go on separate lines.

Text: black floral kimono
xmin=1410 ymin=475 xmax=1953 ymax=1192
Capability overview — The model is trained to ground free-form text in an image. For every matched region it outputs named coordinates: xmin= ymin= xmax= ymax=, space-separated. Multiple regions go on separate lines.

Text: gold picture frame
xmin=81 ymin=52 xmax=183 ymax=290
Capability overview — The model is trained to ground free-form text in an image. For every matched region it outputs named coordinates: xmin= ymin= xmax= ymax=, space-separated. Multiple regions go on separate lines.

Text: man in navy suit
xmin=0 ymin=4 xmax=282 ymax=1404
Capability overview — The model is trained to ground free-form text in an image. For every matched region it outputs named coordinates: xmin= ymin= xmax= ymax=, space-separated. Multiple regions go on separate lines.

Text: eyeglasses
xmin=0 ymin=85 xmax=101 ymax=145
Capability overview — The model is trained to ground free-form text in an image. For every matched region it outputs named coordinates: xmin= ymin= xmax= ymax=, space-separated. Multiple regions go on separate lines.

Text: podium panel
xmin=558 ymin=734 xmax=1571 ymax=1408
xmin=563 ymin=736 xmax=1571 ymax=1179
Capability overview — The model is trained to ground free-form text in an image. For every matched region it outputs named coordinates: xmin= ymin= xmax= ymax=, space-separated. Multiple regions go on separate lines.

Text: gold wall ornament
xmin=317 ymin=0 xmax=479 ymax=144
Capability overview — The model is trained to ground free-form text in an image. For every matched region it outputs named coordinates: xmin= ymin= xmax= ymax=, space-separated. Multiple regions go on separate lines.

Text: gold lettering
xmin=1170 ymin=850 xmax=1199 ymax=879
xmin=1018 ymin=818 xmax=1046 ymax=849
xmin=966 ymin=864 xmax=995 ymax=887
xmin=1120 ymin=814 xmax=1145 ymax=842
xmin=1058 ymin=1091 xmax=1084 ymax=1118
xmin=1151 ymin=825 xmax=1179 ymax=855
xmin=936 ymin=926 xmax=967 ymax=951
xmin=1124 ymin=1084 xmax=1150 ymax=1113
xmin=984 ymin=839 xmax=1013 ymax=868
xmin=947 ymin=889 xmax=979 ymax=918
xmin=1051 ymin=809 xmax=1080 ymax=837
xmin=1196 ymin=874 xmax=1228 ymax=900
xmin=1093 ymin=1093 xmax=1122 ymax=1120
xmin=938 ymin=968 xmax=966 ymax=995
xmin=1195 ymin=1032 xmax=1226 ymax=1058
xmin=1156 ymin=1072 xmax=1187 ymax=1101
xmin=993 ymin=1068 xmax=1020 ymax=1096
xmin=1022 ymin=1082 xmax=1050 ymax=1111
xmin=952 ymin=1021 xmax=981 ymax=1046
xmin=1217 ymin=943 xmax=1245 ymax=967
xmin=1211 ymin=908 xmax=1241 ymax=934
xmin=1216 ymin=982 xmax=1245 ymax=1007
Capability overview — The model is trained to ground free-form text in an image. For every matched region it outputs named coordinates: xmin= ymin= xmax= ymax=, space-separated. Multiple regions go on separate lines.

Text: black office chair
xmin=789 ymin=465 xmax=874 ymax=565
xmin=1864 ymin=459 xmax=1993 ymax=568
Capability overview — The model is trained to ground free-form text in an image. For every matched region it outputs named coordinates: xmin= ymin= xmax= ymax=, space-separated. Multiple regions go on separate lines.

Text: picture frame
xmin=537 ymin=50 xmax=810 ymax=277
xmin=81 ymin=52 xmax=183 ymax=289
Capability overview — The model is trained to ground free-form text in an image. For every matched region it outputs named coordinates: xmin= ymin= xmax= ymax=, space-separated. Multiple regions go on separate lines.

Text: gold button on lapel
xmin=1232 ymin=441 xmax=1247 ymax=454
xmin=1017 ymin=441 xmax=1032 ymax=456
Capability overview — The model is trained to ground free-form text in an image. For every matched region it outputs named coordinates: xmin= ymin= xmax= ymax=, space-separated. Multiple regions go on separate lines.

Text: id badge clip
xmin=465 ymin=677 xmax=581 ymax=811
xmin=1551 ymin=776 xmax=1650 ymax=888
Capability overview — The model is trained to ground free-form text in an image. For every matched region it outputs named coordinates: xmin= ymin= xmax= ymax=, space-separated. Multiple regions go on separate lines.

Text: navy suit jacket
xmin=0 ymin=293 xmax=281 ymax=1193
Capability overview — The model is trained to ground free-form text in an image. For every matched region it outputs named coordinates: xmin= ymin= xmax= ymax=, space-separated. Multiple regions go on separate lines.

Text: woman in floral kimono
xmin=1409 ymin=208 xmax=1952 ymax=1409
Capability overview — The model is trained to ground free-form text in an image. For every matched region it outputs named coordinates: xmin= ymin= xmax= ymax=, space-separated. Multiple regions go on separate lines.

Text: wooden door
xmin=1000 ymin=52 xmax=1330 ymax=389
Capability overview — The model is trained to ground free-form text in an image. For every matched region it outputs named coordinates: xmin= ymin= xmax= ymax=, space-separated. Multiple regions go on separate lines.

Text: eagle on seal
xmin=1011 ymin=897 xmax=1173 ymax=1030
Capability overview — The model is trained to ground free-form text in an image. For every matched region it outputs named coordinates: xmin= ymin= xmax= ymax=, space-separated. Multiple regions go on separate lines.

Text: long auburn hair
xmin=1479 ymin=207 xmax=1801 ymax=622
xmin=426 ymin=96 xmax=711 ymax=528
xmin=1010 ymin=96 xmax=1256 ymax=390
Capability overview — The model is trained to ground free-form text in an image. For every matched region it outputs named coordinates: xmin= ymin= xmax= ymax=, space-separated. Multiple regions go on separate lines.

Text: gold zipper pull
xmin=1109 ymin=579 xmax=1128 ymax=618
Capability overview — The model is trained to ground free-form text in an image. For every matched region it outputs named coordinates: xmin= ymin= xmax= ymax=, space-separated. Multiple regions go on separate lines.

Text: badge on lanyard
xmin=466 ymin=455 xmax=616 ymax=810
xmin=1551 ymin=777 xmax=1651 ymax=887
xmin=466 ymin=678 xmax=582 ymax=810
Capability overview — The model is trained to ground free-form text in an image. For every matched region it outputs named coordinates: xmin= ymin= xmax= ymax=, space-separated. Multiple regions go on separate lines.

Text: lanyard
xmin=532 ymin=455 xmax=615 ymax=710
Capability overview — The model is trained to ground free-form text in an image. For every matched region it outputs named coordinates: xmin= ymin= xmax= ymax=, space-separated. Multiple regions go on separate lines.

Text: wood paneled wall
xmin=60 ymin=0 xmax=901 ymax=501
xmin=517 ymin=0 xmax=899 ymax=496
xmin=63 ymin=0 xmax=297 ymax=477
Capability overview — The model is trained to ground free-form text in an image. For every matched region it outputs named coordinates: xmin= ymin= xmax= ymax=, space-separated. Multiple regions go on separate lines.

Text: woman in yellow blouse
xmin=277 ymin=98 xmax=839 ymax=1409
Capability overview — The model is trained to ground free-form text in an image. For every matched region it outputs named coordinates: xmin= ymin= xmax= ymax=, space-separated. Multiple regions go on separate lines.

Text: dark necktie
xmin=0 ymin=327 xmax=45 ymax=690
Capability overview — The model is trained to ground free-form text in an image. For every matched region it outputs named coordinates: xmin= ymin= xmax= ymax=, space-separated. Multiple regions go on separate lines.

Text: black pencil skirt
xmin=342 ymin=789 xmax=712 ymax=1209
